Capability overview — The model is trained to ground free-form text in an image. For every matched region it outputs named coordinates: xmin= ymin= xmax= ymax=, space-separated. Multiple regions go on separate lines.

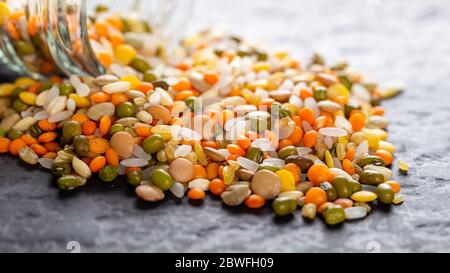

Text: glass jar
xmin=0 ymin=0 xmax=193 ymax=79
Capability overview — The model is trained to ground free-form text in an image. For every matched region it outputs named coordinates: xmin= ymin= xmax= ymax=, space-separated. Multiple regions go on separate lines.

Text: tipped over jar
xmin=0 ymin=0 xmax=193 ymax=79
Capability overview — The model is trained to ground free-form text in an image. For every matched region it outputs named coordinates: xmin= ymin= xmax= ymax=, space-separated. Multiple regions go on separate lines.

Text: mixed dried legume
xmin=0 ymin=5 xmax=407 ymax=225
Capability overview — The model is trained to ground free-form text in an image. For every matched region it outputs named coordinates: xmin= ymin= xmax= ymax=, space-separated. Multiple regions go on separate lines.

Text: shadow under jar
xmin=0 ymin=0 xmax=193 ymax=79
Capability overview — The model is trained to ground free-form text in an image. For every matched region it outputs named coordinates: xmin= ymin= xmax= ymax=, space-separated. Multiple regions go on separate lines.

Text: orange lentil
xmin=209 ymin=178 xmax=225 ymax=195
xmin=106 ymin=17 xmax=123 ymax=31
xmin=206 ymin=163 xmax=219 ymax=180
xmin=38 ymin=119 xmax=57 ymax=131
xmin=97 ymin=51 xmax=113 ymax=68
xmin=349 ymin=112 xmax=365 ymax=132
xmin=135 ymin=82 xmax=153 ymax=94
xmin=342 ymin=159 xmax=355 ymax=175
xmin=21 ymin=134 xmax=38 ymax=145
xmin=175 ymin=90 xmax=195 ymax=101
xmin=218 ymin=166 xmax=224 ymax=179
xmin=227 ymin=144 xmax=246 ymax=156
xmin=201 ymin=140 xmax=218 ymax=149
xmin=227 ymin=154 xmax=239 ymax=161
xmin=49 ymin=76 xmax=63 ymax=84
xmin=193 ymin=164 xmax=208 ymax=179
xmin=94 ymin=22 xmax=109 ymax=36
xmin=30 ymin=143 xmax=47 ymax=156
xmin=219 ymin=109 xmax=234 ymax=127
xmin=303 ymin=130 xmax=318 ymax=148
xmin=292 ymin=115 xmax=302 ymax=126
xmin=317 ymin=202 xmax=333 ymax=214
xmin=245 ymin=194 xmax=266 ymax=209
xmin=283 ymin=163 xmax=301 ymax=183
xmin=385 ymin=180 xmax=401 ymax=193
xmin=89 ymin=138 xmax=110 ymax=154
xmin=27 ymin=82 xmax=42 ymax=93
xmin=110 ymin=93 xmax=129 ymax=106
xmin=109 ymin=34 xmax=124 ymax=47
xmin=41 ymin=61 xmax=56 ymax=74
xmin=125 ymin=167 xmax=141 ymax=175
xmin=99 ymin=116 xmax=111 ymax=136
xmin=43 ymin=152 xmax=57 ymax=159
xmin=372 ymin=106 xmax=385 ymax=115
xmin=27 ymin=17 xmax=38 ymax=36
xmin=258 ymin=98 xmax=274 ymax=108
xmin=82 ymin=120 xmax=97 ymax=135
xmin=300 ymin=88 xmax=313 ymax=100
xmin=105 ymin=148 xmax=119 ymax=167
xmin=188 ymin=188 xmax=206 ymax=200
xmin=290 ymin=125 xmax=303 ymax=145
xmin=375 ymin=149 xmax=394 ymax=165
xmin=43 ymin=142 xmax=59 ymax=152
xmin=345 ymin=148 xmax=355 ymax=161
xmin=278 ymin=139 xmax=293 ymax=149
xmin=334 ymin=198 xmax=353 ymax=209
xmin=172 ymin=78 xmax=191 ymax=92
xmin=0 ymin=138 xmax=12 ymax=153
xmin=304 ymin=187 xmax=327 ymax=206
xmin=175 ymin=62 xmax=190 ymax=71
xmin=135 ymin=126 xmax=152 ymax=138
xmin=38 ymin=132 xmax=57 ymax=143
xmin=236 ymin=135 xmax=251 ymax=150
xmin=7 ymin=21 xmax=21 ymax=40
xmin=90 ymin=91 xmax=111 ymax=103
xmin=89 ymin=156 xmax=106 ymax=173
xmin=307 ymin=164 xmax=330 ymax=186
xmin=246 ymin=131 xmax=259 ymax=141
xmin=313 ymin=115 xmax=327 ymax=130
xmin=71 ymin=113 xmax=90 ymax=124
xmin=299 ymin=107 xmax=315 ymax=124
xmin=203 ymin=71 xmax=219 ymax=85
xmin=9 ymin=138 xmax=27 ymax=155
xmin=81 ymin=156 xmax=92 ymax=166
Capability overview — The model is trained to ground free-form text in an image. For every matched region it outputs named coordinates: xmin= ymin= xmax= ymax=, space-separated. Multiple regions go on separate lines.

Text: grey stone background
xmin=1 ymin=0 xmax=450 ymax=252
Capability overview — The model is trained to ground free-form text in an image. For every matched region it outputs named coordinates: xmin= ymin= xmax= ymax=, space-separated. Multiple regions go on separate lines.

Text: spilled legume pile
xmin=0 ymin=6 xmax=406 ymax=225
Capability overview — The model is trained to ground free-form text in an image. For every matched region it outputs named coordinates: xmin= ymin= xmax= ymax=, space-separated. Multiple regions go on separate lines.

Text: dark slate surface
xmin=1 ymin=0 xmax=450 ymax=252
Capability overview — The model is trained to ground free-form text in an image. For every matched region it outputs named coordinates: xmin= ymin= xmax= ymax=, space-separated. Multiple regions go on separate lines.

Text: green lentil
xmin=257 ymin=163 xmax=280 ymax=172
xmin=142 ymin=134 xmax=165 ymax=154
xmin=109 ymin=123 xmax=124 ymax=135
xmin=313 ymin=87 xmax=328 ymax=101
xmin=320 ymin=181 xmax=337 ymax=201
xmin=62 ymin=120 xmax=82 ymax=144
xmin=116 ymin=102 xmax=135 ymax=118
xmin=7 ymin=129 xmax=23 ymax=140
xmin=246 ymin=146 xmax=263 ymax=163
xmin=376 ymin=183 xmax=395 ymax=204
xmin=98 ymin=165 xmax=118 ymax=182
xmin=29 ymin=123 xmax=42 ymax=138
xmin=51 ymin=161 xmax=72 ymax=177
xmin=332 ymin=177 xmax=352 ymax=198
xmin=127 ymin=170 xmax=142 ymax=187
xmin=323 ymin=205 xmax=345 ymax=225
xmin=130 ymin=58 xmax=151 ymax=73
xmin=151 ymin=169 xmax=173 ymax=191
xmin=57 ymin=175 xmax=86 ymax=190
xmin=72 ymin=135 xmax=90 ymax=157
xmin=13 ymin=98 xmax=28 ymax=112
xmin=356 ymin=155 xmax=385 ymax=168
xmin=277 ymin=145 xmax=298 ymax=160
xmin=272 ymin=197 xmax=297 ymax=216
xmin=143 ymin=72 xmax=157 ymax=83
xmin=59 ymin=83 xmax=75 ymax=96
xmin=359 ymin=170 xmax=385 ymax=185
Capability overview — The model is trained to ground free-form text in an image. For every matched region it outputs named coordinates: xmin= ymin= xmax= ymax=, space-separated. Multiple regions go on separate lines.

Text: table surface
xmin=1 ymin=0 xmax=450 ymax=252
